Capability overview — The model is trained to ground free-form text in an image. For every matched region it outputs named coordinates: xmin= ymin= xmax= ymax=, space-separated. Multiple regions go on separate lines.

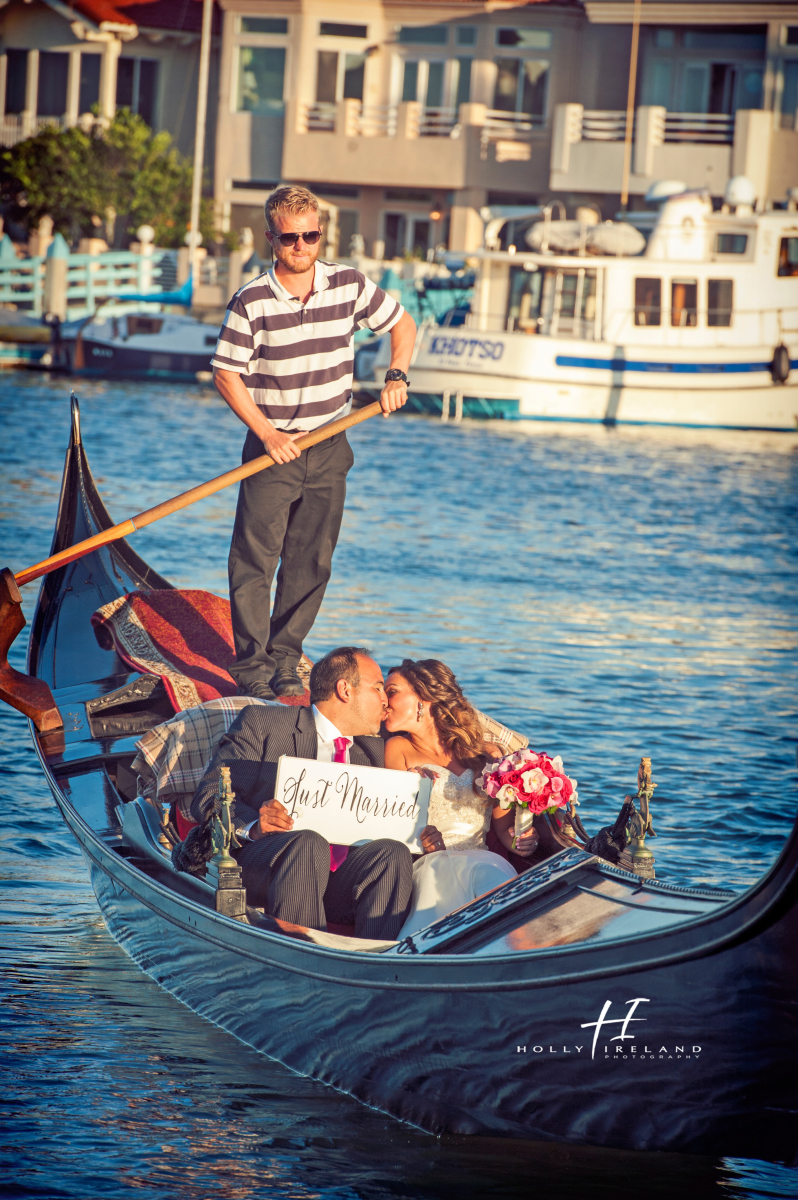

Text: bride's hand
xmin=511 ymin=827 xmax=540 ymax=858
xmin=413 ymin=767 xmax=439 ymax=781
xmin=420 ymin=825 xmax=445 ymax=854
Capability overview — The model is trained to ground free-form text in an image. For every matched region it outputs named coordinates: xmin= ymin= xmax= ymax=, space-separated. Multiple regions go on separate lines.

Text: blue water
xmin=1 ymin=372 xmax=797 ymax=1198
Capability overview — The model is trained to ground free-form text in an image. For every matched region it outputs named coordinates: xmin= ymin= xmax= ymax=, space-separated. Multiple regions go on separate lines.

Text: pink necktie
xmin=329 ymin=737 xmax=351 ymax=872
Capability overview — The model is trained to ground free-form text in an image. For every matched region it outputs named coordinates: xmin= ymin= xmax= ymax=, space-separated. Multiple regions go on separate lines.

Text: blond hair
xmin=265 ymin=185 xmax=320 ymax=231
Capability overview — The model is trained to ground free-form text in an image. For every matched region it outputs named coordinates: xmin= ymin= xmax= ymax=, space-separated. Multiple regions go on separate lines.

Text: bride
xmin=384 ymin=658 xmax=538 ymax=939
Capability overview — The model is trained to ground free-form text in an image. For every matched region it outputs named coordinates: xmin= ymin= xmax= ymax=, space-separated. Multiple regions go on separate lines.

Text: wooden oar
xmin=16 ymin=400 xmax=383 ymax=586
xmin=1 ymin=400 xmax=384 ymax=730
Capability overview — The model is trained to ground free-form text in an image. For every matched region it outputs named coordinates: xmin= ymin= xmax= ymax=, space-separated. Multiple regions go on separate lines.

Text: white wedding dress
xmin=398 ymin=766 xmax=517 ymax=939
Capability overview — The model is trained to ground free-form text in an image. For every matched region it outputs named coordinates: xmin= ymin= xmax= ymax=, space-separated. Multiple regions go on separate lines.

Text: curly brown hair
xmin=387 ymin=658 xmax=495 ymax=783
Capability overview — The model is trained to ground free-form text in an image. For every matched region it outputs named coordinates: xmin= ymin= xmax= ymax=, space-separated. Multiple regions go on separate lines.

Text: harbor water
xmin=1 ymin=372 xmax=797 ymax=1198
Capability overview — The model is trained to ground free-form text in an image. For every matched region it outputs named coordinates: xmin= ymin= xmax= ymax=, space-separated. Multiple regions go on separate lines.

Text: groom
xmin=191 ymin=647 xmax=412 ymax=940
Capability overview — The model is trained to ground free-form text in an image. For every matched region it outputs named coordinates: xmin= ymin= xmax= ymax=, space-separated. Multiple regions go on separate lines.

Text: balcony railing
xmin=581 ymin=110 xmax=629 ymax=142
xmin=484 ymin=108 xmax=543 ymax=135
xmin=304 ymin=102 xmax=337 ymax=132
xmin=418 ymin=106 xmax=458 ymax=137
xmin=0 ymin=114 xmax=66 ymax=147
xmin=357 ymin=105 xmax=398 ymax=137
xmin=663 ymin=112 xmax=735 ymax=144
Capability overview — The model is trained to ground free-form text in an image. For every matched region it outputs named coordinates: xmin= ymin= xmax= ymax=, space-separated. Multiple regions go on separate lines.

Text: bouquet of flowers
xmin=477 ymin=749 xmax=578 ymax=848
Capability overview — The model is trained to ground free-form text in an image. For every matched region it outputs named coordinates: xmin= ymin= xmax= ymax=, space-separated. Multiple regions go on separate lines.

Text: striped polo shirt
xmin=210 ymin=260 xmax=404 ymax=431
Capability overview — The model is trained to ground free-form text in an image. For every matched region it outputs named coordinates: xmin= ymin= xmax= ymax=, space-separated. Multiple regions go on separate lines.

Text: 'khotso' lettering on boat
xmin=429 ymin=335 xmax=505 ymax=361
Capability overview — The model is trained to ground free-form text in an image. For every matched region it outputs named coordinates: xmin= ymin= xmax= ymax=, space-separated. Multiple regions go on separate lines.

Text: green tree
xmin=1 ymin=111 xmax=214 ymax=249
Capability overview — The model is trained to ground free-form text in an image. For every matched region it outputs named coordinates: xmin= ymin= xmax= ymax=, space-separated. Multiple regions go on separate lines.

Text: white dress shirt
xmin=311 ymin=704 xmax=352 ymax=763
xmin=237 ymin=706 xmax=351 ymax=839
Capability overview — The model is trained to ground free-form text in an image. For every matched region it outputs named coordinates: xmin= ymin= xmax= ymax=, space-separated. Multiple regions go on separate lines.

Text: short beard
xmin=274 ymin=246 xmax=319 ymax=275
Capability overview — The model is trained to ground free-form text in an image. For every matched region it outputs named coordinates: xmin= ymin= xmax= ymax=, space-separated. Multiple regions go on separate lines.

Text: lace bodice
xmin=423 ymin=766 xmax=492 ymax=852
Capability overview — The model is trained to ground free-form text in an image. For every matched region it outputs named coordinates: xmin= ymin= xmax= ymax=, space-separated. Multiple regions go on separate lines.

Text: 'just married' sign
xmin=273 ymin=756 xmax=432 ymax=851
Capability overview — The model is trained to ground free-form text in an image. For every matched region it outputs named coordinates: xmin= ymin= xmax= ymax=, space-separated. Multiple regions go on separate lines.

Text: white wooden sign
xmin=272 ymin=756 xmax=432 ymax=851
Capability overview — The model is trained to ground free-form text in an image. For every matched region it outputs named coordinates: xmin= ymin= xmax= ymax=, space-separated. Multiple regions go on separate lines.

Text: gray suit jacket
xmin=190 ymin=703 xmax=384 ymax=831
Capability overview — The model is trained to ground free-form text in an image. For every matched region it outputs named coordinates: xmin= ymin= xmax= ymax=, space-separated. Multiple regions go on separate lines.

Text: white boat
xmin=373 ymin=182 xmax=798 ymax=431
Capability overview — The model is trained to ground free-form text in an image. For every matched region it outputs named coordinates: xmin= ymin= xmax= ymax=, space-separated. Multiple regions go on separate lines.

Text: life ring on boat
xmin=771 ymin=344 xmax=791 ymax=384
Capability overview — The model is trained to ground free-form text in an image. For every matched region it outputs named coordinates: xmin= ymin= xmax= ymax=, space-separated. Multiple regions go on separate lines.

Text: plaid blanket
xmin=132 ymin=699 xmax=528 ymax=822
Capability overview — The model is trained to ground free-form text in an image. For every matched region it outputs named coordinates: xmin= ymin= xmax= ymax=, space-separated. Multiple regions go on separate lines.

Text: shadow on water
xmin=1 ymin=374 xmax=797 ymax=1197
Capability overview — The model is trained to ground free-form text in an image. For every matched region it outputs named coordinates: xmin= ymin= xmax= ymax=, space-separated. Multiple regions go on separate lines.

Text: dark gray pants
xmin=228 ymin=429 xmax=354 ymax=689
xmin=236 ymin=830 xmax=413 ymax=941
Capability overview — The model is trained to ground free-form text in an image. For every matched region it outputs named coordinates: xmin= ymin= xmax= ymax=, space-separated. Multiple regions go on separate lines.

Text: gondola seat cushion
xmin=91 ymin=589 xmax=312 ymax=711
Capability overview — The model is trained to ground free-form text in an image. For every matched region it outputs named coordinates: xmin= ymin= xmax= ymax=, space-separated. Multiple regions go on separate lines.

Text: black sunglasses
xmin=268 ymin=229 xmax=322 ymax=247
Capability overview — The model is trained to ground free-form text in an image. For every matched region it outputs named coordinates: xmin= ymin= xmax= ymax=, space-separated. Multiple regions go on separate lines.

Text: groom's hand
xmin=251 ymin=799 xmax=294 ymax=841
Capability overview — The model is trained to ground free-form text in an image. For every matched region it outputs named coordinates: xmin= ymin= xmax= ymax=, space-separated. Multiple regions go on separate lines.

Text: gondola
xmin=9 ymin=396 xmax=798 ymax=1164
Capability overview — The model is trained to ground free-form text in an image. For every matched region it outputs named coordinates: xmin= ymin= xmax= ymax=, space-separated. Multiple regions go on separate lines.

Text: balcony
xmin=281 ymin=99 xmax=547 ymax=193
xmin=549 ymin=104 xmax=775 ymax=200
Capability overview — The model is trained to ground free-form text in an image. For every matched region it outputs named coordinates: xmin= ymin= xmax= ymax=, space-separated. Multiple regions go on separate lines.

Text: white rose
xmin=551 ymin=756 xmax=564 ymax=772
xmin=520 ymin=767 xmax=548 ymax=794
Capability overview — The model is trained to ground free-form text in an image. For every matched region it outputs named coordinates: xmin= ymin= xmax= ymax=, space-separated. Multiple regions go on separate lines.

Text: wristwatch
xmin=384 ymin=369 xmax=409 ymax=384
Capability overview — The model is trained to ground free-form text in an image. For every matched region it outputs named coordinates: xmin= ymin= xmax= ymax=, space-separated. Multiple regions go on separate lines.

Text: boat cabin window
xmin=507 ymin=265 xmax=543 ymax=332
xmin=507 ymin=266 xmax=597 ymax=338
xmin=671 ymin=280 xmax=697 ymax=328
xmin=634 ymin=278 xmax=661 ymax=326
xmin=714 ymin=233 xmax=747 ymax=254
xmin=127 ymin=315 xmax=164 ymax=337
xmin=707 ymin=279 xmax=733 ymax=327
xmin=777 ymin=237 xmax=798 ymax=277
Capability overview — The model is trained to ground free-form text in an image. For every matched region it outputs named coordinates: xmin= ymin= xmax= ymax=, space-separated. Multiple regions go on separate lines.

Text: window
xmin=634 ymin=278 xmax=662 ymax=326
xmin=683 ymin=29 xmax=766 ymax=53
xmin=655 ymin=29 xmax=676 ymax=49
xmin=240 ymin=17 xmax=287 ymax=34
xmin=384 ymin=213 xmax=406 ymax=258
xmin=496 ymin=28 xmax=552 ymax=50
xmin=787 ymin=27 xmax=798 ymax=45
xmin=781 ymin=61 xmax=798 ymax=129
xmin=456 ymin=26 xmax=477 ymax=47
xmin=338 ymin=210 xmax=359 ymax=255
xmin=398 ymin=26 xmax=447 ymax=46
xmin=455 ymin=57 xmax=472 ymax=107
xmin=778 ymin=237 xmax=798 ymax=277
xmin=402 ymin=60 xmax=418 ymax=101
xmin=715 ymin=233 xmax=747 ymax=254
xmin=117 ymin=58 xmax=159 ymax=126
xmin=385 ymin=188 xmax=433 ymax=201
xmin=79 ymin=54 xmax=100 ymax=115
xmin=5 ymin=49 xmax=27 ymax=115
xmin=426 ymin=61 xmax=444 ymax=107
xmin=507 ymin=266 xmax=543 ymax=332
xmin=316 ymin=51 xmax=365 ymax=102
xmin=493 ymin=58 xmax=549 ymax=117
xmin=38 ymin=51 xmax=68 ymax=116
xmin=237 ymin=46 xmax=286 ymax=112
xmin=707 ymin=279 xmax=733 ymax=326
xmin=316 ymin=51 xmax=337 ymax=103
xmin=671 ymin=279 xmax=697 ymax=327
xmin=320 ymin=22 xmax=367 ymax=38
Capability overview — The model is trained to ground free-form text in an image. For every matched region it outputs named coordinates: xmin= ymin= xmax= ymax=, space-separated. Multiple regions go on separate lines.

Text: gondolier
xmin=211 ymin=185 xmax=416 ymax=698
